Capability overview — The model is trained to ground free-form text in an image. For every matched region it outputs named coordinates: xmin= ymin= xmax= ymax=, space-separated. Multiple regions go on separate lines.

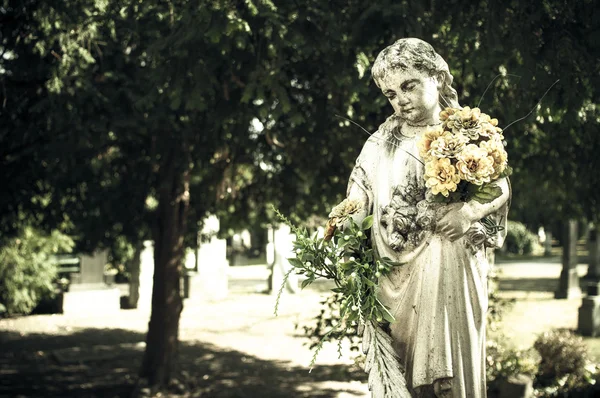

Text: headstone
xmin=79 ymin=250 xmax=107 ymax=284
xmin=583 ymin=227 xmax=600 ymax=282
xmin=578 ymin=227 xmax=600 ymax=336
xmin=62 ymin=249 xmax=120 ymax=315
xmin=193 ymin=215 xmax=229 ymax=300
xmin=269 ymin=224 xmax=298 ymax=295
xmin=544 ymin=229 xmax=553 ymax=257
xmin=555 ymin=219 xmax=581 ymax=299
xmin=578 ymin=294 xmax=600 ymax=337
xmin=127 ymin=243 xmax=143 ymax=309
xmin=137 ymin=240 xmax=155 ymax=310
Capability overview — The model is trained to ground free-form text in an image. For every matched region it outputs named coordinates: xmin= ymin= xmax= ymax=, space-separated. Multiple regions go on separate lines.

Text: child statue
xmin=343 ymin=38 xmax=510 ymax=398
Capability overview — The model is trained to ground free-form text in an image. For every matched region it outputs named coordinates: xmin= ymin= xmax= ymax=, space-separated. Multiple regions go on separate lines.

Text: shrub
xmin=486 ymin=339 xmax=539 ymax=383
xmin=0 ymin=227 xmax=74 ymax=315
xmin=533 ymin=329 xmax=599 ymax=396
xmin=505 ymin=220 xmax=543 ymax=255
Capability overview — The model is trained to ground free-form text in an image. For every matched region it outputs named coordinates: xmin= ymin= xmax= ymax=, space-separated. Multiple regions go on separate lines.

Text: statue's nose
xmin=396 ymin=95 xmax=410 ymax=106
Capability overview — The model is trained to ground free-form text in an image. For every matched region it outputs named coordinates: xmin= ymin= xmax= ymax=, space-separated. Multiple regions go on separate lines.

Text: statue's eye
xmin=403 ymin=82 xmax=416 ymax=91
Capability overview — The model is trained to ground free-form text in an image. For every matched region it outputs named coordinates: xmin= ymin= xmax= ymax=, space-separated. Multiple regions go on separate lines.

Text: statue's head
xmin=372 ymin=38 xmax=459 ymax=124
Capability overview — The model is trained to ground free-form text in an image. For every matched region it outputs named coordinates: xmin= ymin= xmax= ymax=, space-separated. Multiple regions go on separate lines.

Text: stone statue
xmin=345 ymin=38 xmax=511 ymax=397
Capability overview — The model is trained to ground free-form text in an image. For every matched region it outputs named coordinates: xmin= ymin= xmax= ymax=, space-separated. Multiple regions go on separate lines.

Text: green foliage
xmin=275 ymin=212 xmax=398 ymax=367
xmin=486 ymin=339 xmax=539 ymax=383
xmin=0 ymin=227 xmax=74 ymax=315
xmin=2 ymin=0 xmax=600 ymax=389
xmin=504 ymin=220 xmax=543 ymax=255
xmin=279 ymin=215 xmax=397 ymax=325
xmin=533 ymin=330 xmax=598 ymax=395
xmin=298 ymin=293 xmax=362 ymax=357
xmin=487 ymin=268 xmax=515 ymax=333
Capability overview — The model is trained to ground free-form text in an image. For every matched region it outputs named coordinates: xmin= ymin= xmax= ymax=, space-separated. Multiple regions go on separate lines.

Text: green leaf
xmin=361 ymin=215 xmax=374 ymax=231
xmin=499 ymin=166 xmax=513 ymax=178
xmin=469 ymin=183 xmax=503 ymax=204
xmin=288 ymin=258 xmax=303 ymax=268
xmin=301 ymin=278 xmax=313 ymax=289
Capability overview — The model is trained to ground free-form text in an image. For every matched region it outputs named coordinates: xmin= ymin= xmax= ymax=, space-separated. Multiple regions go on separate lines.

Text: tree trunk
xmin=140 ymin=149 xmax=190 ymax=390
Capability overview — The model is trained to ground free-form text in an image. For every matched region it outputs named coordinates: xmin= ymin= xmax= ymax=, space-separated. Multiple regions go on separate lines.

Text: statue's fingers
xmin=438 ymin=224 xmax=451 ymax=234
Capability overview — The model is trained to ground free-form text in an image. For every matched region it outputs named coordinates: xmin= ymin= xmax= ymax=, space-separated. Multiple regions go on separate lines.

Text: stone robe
xmin=347 ymin=115 xmax=508 ymax=398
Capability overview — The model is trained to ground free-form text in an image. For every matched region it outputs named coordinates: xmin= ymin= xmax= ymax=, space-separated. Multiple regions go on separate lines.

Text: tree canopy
xmin=2 ymin=0 xmax=598 ymax=390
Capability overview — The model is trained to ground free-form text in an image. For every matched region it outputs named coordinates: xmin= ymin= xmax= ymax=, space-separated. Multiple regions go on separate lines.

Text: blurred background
xmin=0 ymin=0 xmax=599 ymax=397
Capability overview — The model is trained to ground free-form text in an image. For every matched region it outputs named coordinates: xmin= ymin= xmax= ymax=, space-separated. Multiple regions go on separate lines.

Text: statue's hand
xmin=436 ymin=202 xmax=477 ymax=242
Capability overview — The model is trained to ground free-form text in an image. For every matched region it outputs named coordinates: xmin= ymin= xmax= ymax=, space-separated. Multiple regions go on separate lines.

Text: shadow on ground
xmin=498 ymin=277 xmax=558 ymax=293
xmin=0 ymin=328 xmax=366 ymax=398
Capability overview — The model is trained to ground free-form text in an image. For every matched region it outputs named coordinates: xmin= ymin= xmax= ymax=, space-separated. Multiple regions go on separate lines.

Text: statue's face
xmin=378 ymin=68 xmax=441 ymax=125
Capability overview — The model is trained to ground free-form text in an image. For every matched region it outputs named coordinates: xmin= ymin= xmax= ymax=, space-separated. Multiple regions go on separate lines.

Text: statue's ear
xmin=436 ymin=72 xmax=445 ymax=90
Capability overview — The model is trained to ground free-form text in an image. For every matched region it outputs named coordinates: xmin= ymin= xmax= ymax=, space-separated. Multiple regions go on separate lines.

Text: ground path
xmin=0 ymin=257 xmax=597 ymax=397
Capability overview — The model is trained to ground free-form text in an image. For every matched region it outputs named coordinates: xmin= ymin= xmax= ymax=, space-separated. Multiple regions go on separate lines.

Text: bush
xmin=0 ymin=227 xmax=74 ymax=315
xmin=533 ymin=329 xmax=599 ymax=396
xmin=486 ymin=339 xmax=539 ymax=383
xmin=505 ymin=220 xmax=543 ymax=255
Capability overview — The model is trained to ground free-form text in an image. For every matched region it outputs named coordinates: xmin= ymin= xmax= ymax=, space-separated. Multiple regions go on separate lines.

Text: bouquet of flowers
xmin=417 ymin=106 xmax=510 ymax=204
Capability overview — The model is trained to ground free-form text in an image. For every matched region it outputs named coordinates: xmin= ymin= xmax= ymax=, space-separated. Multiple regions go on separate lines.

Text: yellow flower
xmin=480 ymin=138 xmax=508 ymax=179
xmin=455 ymin=144 xmax=495 ymax=185
xmin=417 ymin=125 xmax=444 ymax=160
xmin=424 ymin=158 xmax=461 ymax=197
xmin=430 ymin=131 xmax=470 ymax=159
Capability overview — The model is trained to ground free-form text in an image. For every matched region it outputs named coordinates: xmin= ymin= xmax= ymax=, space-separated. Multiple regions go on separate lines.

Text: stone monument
xmin=193 ymin=215 xmax=229 ymax=300
xmin=137 ymin=240 xmax=155 ymax=310
xmin=578 ymin=226 xmax=600 ymax=336
xmin=341 ymin=38 xmax=511 ymax=397
xmin=555 ymin=219 xmax=582 ymax=299
xmin=268 ymin=224 xmax=299 ymax=295
xmin=62 ymin=249 xmax=121 ymax=315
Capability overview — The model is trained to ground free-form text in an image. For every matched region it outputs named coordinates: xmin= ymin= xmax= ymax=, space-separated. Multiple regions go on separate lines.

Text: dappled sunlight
xmin=0 ymin=327 xmax=367 ymax=397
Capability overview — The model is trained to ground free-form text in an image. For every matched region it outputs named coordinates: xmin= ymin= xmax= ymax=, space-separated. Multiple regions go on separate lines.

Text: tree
xmin=2 ymin=0 xmax=598 ymax=392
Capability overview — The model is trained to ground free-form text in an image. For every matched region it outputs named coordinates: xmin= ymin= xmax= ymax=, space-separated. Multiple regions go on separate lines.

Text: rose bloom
xmin=445 ymin=106 xmax=484 ymax=140
xmin=424 ymin=157 xmax=461 ymax=197
xmin=417 ymin=125 xmax=445 ymax=160
xmin=455 ymin=144 xmax=495 ymax=185
xmin=480 ymin=138 xmax=508 ymax=178
xmin=430 ymin=131 xmax=470 ymax=159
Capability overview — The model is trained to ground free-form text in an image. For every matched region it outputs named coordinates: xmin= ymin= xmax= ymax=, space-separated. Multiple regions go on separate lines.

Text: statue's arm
xmin=436 ymin=177 xmax=510 ymax=242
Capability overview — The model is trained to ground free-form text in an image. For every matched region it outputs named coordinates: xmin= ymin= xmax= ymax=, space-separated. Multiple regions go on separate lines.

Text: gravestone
xmin=127 ymin=243 xmax=143 ymax=308
xmin=137 ymin=240 xmax=155 ymax=310
xmin=583 ymin=227 xmax=600 ymax=282
xmin=193 ymin=215 xmax=229 ymax=300
xmin=555 ymin=219 xmax=581 ymax=299
xmin=62 ymin=249 xmax=121 ymax=315
xmin=578 ymin=227 xmax=600 ymax=336
xmin=269 ymin=224 xmax=298 ymax=295
xmin=544 ymin=229 xmax=553 ymax=256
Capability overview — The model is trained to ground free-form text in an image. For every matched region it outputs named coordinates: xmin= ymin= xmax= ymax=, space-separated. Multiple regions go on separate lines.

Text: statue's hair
xmin=372 ymin=38 xmax=460 ymax=109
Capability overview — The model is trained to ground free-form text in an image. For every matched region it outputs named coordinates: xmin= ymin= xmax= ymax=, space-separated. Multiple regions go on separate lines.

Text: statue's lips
xmin=401 ymin=108 xmax=414 ymax=113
